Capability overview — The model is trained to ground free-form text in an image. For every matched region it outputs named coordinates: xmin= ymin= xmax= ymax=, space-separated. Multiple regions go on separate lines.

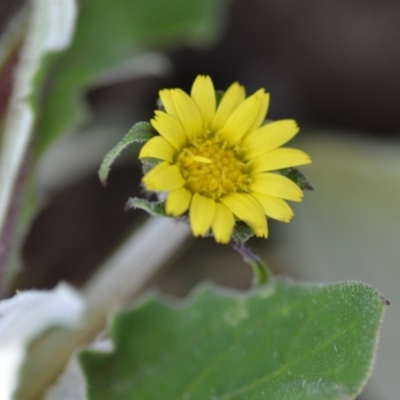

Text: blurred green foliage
xmin=81 ymin=280 xmax=385 ymax=400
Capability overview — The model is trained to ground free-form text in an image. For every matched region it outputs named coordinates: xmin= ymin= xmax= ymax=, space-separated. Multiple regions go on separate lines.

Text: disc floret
xmin=177 ymin=136 xmax=250 ymax=200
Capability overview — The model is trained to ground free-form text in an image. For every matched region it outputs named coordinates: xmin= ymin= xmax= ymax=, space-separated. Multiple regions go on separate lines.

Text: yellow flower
xmin=139 ymin=75 xmax=311 ymax=244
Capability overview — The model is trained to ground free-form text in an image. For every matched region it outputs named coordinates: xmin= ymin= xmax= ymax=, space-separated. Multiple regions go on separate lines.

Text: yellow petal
xmin=159 ymin=89 xmax=179 ymax=119
xmin=242 ymin=120 xmax=299 ymax=160
xmin=142 ymin=162 xmax=185 ymax=191
xmin=151 ymin=111 xmax=187 ymax=150
xmin=217 ymin=89 xmax=268 ymax=146
xmin=189 ymin=193 xmax=215 ymax=237
xmin=142 ymin=160 xmax=169 ymax=176
xmin=249 ymin=173 xmax=303 ymax=202
xmin=166 ymin=187 xmax=192 ymax=216
xmin=190 ymin=75 xmax=216 ymax=128
xmin=211 ymin=82 xmax=245 ymax=132
xmin=250 ymin=192 xmax=294 ymax=222
xmin=139 ymin=136 xmax=176 ymax=163
xmin=250 ymin=148 xmax=312 ymax=173
xmin=212 ymin=202 xmax=235 ymax=244
xmin=171 ymin=89 xmax=204 ymax=140
xmin=220 ymin=193 xmax=267 ymax=238
xmin=245 ymin=92 xmax=270 ymax=135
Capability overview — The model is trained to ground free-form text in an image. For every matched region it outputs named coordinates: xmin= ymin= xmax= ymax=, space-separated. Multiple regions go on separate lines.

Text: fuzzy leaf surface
xmin=279 ymin=168 xmax=313 ymax=191
xmin=98 ymin=122 xmax=156 ymax=185
xmin=125 ymin=197 xmax=167 ymax=217
xmin=80 ymin=279 xmax=385 ymax=400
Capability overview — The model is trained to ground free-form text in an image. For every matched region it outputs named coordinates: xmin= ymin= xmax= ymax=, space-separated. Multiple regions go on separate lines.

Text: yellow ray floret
xmin=139 ymin=75 xmax=311 ymax=243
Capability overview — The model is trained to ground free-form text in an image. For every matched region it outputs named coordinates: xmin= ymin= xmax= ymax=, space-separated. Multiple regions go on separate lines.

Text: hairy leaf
xmin=125 ymin=197 xmax=167 ymax=217
xmin=81 ymin=280 xmax=385 ymax=400
xmin=98 ymin=122 xmax=156 ymax=185
xmin=279 ymin=168 xmax=313 ymax=191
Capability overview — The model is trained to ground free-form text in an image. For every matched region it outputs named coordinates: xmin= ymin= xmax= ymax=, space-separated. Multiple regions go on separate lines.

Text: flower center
xmin=177 ymin=137 xmax=251 ymax=199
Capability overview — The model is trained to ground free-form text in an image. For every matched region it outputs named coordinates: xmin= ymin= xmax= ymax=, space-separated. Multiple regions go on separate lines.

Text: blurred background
xmin=1 ymin=0 xmax=399 ymax=399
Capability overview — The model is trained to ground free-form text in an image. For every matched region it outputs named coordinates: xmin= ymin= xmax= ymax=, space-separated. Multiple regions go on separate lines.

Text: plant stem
xmin=15 ymin=217 xmax=191 ymax=400
xmin=231 ymin=240 xmax=271 ymax=285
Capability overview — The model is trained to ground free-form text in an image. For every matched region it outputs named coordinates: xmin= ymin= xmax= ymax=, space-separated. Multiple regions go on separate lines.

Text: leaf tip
xmin=380 ymin=295 xmax=391 ymax=306
xmin=98 ymin=165 xmax=110 ymax=187
xmin=125 ymin=198 xmax=135 ymax=212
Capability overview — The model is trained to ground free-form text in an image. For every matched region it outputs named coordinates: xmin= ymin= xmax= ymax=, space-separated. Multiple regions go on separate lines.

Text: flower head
xmin=139 ymin=75 xmax=311 ymax=243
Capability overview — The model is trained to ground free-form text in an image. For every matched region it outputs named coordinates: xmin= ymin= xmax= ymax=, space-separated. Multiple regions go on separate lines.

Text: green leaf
xmin=98 ymin=122 xmax=156 ymax=185
xmin=125 ymin=197 xmax=167 ymax=217
xmin=277 ymin=133 xmax=400 ymax=397
xmin=80 ymin=280 xmax=385 ymax=400
xmin=279 ymin=168 xmax=313 ymax=191
xmin=36 ymin=0 xmax=230 ymax=154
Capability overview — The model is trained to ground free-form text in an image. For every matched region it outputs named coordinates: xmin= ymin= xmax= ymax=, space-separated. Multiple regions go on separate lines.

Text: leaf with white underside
xmin=80 ymin=279 xmax=385 ymax=400
xmin=0 ymin=283 xmax=85 ymax=400
xmin=0 ymin=0 xmax=77 ymax=235
xmin=0 ymin=0 xmax=77 ymax=292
